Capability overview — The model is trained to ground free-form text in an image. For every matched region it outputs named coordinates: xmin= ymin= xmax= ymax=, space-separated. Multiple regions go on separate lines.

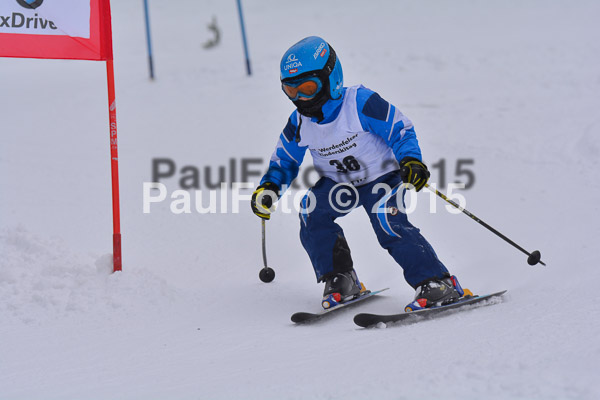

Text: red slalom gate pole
xmin=106 ymin=59 xmax=122 ymax=272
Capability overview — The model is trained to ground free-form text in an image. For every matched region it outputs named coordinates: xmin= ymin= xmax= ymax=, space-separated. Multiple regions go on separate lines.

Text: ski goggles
xmin=281 ymin=77 xmax=322 ymax=101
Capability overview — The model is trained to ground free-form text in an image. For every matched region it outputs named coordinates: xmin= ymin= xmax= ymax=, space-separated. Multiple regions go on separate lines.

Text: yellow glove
xmin=251 ymin=182 xmax=280 ymax=220
xmin=400 ymin=157 xmax=430 ymax=192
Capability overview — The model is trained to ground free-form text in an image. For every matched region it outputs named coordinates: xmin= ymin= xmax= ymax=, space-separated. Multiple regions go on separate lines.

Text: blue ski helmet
xmin=280 ymin=36 xmax=343 ymax=100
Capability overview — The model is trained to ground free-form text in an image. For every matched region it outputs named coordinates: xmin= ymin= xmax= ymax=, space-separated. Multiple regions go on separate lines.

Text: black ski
xmin=354 ymin=290 xmax=507 ymax=328
xmin=291 ymin=288 xmax=389 ymax=324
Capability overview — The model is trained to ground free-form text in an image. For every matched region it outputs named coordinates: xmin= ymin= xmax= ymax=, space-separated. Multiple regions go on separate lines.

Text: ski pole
xmin=424 ymin=184 xmax=545 ymax=266
xmin=259 ymin=219 xmax=275 ymax=282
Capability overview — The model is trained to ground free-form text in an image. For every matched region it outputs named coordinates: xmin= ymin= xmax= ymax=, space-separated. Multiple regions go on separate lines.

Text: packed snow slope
xmin=1 ymin=0 xmax=600 ymax=399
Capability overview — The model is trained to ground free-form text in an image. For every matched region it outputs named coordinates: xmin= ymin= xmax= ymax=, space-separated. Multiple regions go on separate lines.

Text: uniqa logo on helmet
xmin=283 ymin=61 xmax=303 ymax=73
xmin=16 ymin=0 xmax=44 ymax=9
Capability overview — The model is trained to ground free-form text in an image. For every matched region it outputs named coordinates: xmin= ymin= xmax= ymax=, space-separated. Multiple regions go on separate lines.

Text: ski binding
xmin=291 ymin=288 xmax=390 ymax=324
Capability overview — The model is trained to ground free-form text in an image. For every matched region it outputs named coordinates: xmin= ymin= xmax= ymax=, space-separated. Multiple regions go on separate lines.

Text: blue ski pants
xmin=299 ymin=170 xmax=449 ymax=288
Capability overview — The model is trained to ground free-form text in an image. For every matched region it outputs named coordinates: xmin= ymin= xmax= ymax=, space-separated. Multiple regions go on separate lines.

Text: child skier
xmin=251 ymin=36 xmax=465 ymax=311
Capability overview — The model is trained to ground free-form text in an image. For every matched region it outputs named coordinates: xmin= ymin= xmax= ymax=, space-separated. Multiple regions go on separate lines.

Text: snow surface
xmin=2 ymin=0 xmax=600 ymax=399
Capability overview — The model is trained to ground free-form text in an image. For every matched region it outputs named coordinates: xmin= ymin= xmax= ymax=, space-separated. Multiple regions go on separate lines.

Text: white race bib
xmin=298 ymin=86 xmax=399 ymax=186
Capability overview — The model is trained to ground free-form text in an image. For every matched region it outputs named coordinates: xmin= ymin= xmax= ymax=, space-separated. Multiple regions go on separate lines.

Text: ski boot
xmin=321 ymin=270 xmax=367 ymax=309
xmin=405 ymin=275 xmax=471 ymax=312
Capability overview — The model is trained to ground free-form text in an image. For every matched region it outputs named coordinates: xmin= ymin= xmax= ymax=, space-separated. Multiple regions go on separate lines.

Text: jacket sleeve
xmin=355 ymin=86 xmax=422 ymax=162
xmin=260 ymin=111 xmax=308 ymax=193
